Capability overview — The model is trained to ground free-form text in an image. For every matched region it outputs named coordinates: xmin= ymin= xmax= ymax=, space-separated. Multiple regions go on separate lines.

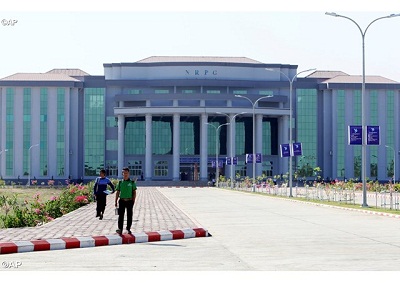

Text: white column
xmin=200 ymin=113 xmax=208 ymax=181
xmin=145 ymin=114 xmax=152 ymax=180
xmin=117 ymin=114 xmax=125 ymax=177
xmin=279 ymin=115 xmax=289 ymax=175
xmin=256 ymin=114 xmax=263 ymax=178
xmin=173 ymin=113 xmax=180 ymax=181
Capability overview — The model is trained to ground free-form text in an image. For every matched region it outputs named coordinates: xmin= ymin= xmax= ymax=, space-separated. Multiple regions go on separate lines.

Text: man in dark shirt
xmin=93 ymin=169 xmax=115 ymax=220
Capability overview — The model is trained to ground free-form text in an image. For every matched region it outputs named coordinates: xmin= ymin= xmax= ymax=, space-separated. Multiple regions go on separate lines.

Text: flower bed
xmin=0 ymin=183 xmax=94 ymax=228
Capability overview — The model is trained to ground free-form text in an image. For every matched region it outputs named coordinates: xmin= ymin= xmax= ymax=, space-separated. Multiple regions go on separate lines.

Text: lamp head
xmin=325 ymin=12 xmax=338 ymax=17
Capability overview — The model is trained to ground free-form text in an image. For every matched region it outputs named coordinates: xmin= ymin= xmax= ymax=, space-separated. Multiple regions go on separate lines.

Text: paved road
xmin=2 ymin=187 xmax=400 ymax=275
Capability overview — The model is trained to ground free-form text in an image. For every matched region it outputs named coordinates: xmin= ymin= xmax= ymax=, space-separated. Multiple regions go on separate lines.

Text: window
xmin=233 ymin=90 xmax=248 ymax=95
xmin=259 ymin=90 xmax=273 ymax=96
xmin=106 ymin=116 xmax=118 ymax=127
xmin=155 ymin=89 xmax=169 ymax=94
xmin=128 ymin=89 xmax=142 ymax=95
xmin=127 ymin=160 xmax=143 ymax=177
xmin=106 ymin=140 xmax=118 ymax=151
xmin=182 ymin=90 xmax=195 ymax=94
xmin=154 ymin=161 xmax=168 ymax=177
xmin=206 ymin=90 xmax=220 ymax=94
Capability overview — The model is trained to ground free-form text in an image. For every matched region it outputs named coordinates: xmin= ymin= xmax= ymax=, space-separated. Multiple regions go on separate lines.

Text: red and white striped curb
xmin=0 ymin=228 xmax=209 ymax=255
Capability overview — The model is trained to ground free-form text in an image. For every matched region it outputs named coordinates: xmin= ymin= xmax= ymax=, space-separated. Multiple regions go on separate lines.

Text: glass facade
xmin=296 ymin=89 xmax=317 ymax=171
xmin=40 ymin=88 xmax=48 ymax=176
xmin=180 ymin=117 xmax=199 ymax=155
xmin=152 ymin=117 xmax=172 ymax=155
xmin=125 ymin=118 xmax=145 ymax=155
xmin=57 ymin=88 xmax=65 ymax=176
xmin=84 ymin=88 xmax=105 ymax=176
xmin=369 ymin=91 xmax=378 ymax=178
xmin=353 ymin=90 xmax=361 ymax=178
xmin=5 ymin=88 xmax=14 ymax=176
xmin=23 ymin=88 xmax=31 ymax=176
xmin=336 ymin=90 xmax=345 ymax=178
xmin=386 ymin=91 xmax=395 ymax=178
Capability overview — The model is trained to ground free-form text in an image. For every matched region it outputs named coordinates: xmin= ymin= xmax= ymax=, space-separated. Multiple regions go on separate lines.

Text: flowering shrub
xmin=0 ymin=183 xmax=94 ymax=228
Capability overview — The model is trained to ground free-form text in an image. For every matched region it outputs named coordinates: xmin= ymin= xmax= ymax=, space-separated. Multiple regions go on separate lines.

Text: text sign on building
xmin=280 ymin=144 xmax=291 ymax=157
xmin=367 ymin=126 xmax=380 ymax=145
xmin=292 ymin=142 xmax=302 ymax=156
xmin=348 ymin=125 xmax=362 ymax=145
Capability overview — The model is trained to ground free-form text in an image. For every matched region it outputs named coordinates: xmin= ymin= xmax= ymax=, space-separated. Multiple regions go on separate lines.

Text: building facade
xmin=0 ymin=56 xmax=399 ymax=184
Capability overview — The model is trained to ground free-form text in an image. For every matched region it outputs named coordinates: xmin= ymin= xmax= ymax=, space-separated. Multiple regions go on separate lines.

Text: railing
xmin=216 ymin=181 xmax=400 ymax=211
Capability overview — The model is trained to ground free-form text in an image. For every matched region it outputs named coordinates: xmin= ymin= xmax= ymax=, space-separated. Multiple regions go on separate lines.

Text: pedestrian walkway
xmin=0 ymin=187 xmax=208 ymax=254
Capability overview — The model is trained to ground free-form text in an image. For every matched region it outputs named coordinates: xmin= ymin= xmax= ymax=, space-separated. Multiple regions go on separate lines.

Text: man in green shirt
xmin=115 ymin=167 xmax=137 ymax=235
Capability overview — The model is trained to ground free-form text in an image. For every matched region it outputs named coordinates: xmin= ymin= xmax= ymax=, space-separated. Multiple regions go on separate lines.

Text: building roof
xmin=0 ymin=73 xmax=81 ymax=82
xmin=322 ymin=75 xmax=398 ymax=84
xmin=46 ymin=68 xmax=89 ymax=76
xmin=306 ymin=70 xmax=349 ymax=79
xmin=136 ymin=56 xmax=263 ymax=64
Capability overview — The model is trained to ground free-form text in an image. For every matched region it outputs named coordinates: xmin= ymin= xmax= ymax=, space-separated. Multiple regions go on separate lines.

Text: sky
xmin=1 ymin=0 xmax=400 ymax=82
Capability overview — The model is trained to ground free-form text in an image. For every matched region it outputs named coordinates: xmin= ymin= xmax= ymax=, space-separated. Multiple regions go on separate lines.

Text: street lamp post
xmin=216 ymin=112 xmax=247 ymax=189
xmin=235 ymin=95 xmax=273 ymax=192
xmin=206 ymin=122 xmax=230 ymax=187
xmin=0 ymin=149 xmax=8 ymax=178
xmin=326 ymin=12 xmax=400 ymax=207
xmin=28 ymin=144 xmax=39 ymax=186
xmin=265 ymin=68 xmax=315 ymax=197
xmin=385 ymin=145 xmax=396 ymax=184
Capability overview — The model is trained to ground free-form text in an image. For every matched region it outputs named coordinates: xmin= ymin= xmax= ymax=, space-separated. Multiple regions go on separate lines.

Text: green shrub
xmin=0 ymin=183 xmax=94 ymax=228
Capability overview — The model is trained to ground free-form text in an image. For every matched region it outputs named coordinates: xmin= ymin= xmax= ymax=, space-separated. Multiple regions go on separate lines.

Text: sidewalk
xmin=0 ymin=187 xmax=208 ymax=253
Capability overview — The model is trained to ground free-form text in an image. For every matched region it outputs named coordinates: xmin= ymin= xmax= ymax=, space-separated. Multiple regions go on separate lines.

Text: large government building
xmin=0 ymin=56 xmax=399 ymax=184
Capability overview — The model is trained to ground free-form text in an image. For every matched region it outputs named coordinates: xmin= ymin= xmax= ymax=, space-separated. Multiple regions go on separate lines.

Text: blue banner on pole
xmin=255 ymin=153 xmax=262 ymax=163
xmin=226 ymin=157 xmax=239 ymax=165
xmin=292 ymin=142 xmax=302 ymax=156
xmin=280 ymin=144 xmax=291 ymax=157
xmin=367 ymin=126 xmax=380 ymax=145
xmin=348 ymin=125 xmax=362 ymax=145
xmin=246 ymin=154 xmax=253 ymax=164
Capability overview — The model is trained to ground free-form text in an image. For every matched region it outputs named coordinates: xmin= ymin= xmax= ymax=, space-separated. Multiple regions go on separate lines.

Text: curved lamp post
xmin=206 ymin=122 xmax=230 ymax=187
xmin=216 ymin=111 xmax=247 ymax=189
xmin=234 ymin=94 xmax=273 ymax=192
xmin=265 ymin=68 xmax=315 ymax=197
xmin=326 ymin=12 xmax=400 ymax=207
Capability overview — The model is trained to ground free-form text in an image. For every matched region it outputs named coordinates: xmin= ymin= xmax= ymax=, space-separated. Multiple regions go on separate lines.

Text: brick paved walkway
xmin=0 ymin=187 xmax=200 ymax=242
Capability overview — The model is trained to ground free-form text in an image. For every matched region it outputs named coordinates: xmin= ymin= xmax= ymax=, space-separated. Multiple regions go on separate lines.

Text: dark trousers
xmin=118 ymin=199 xmax=134 ymax=230
xmin=96 ymin=194 xmax=107 ymax=215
